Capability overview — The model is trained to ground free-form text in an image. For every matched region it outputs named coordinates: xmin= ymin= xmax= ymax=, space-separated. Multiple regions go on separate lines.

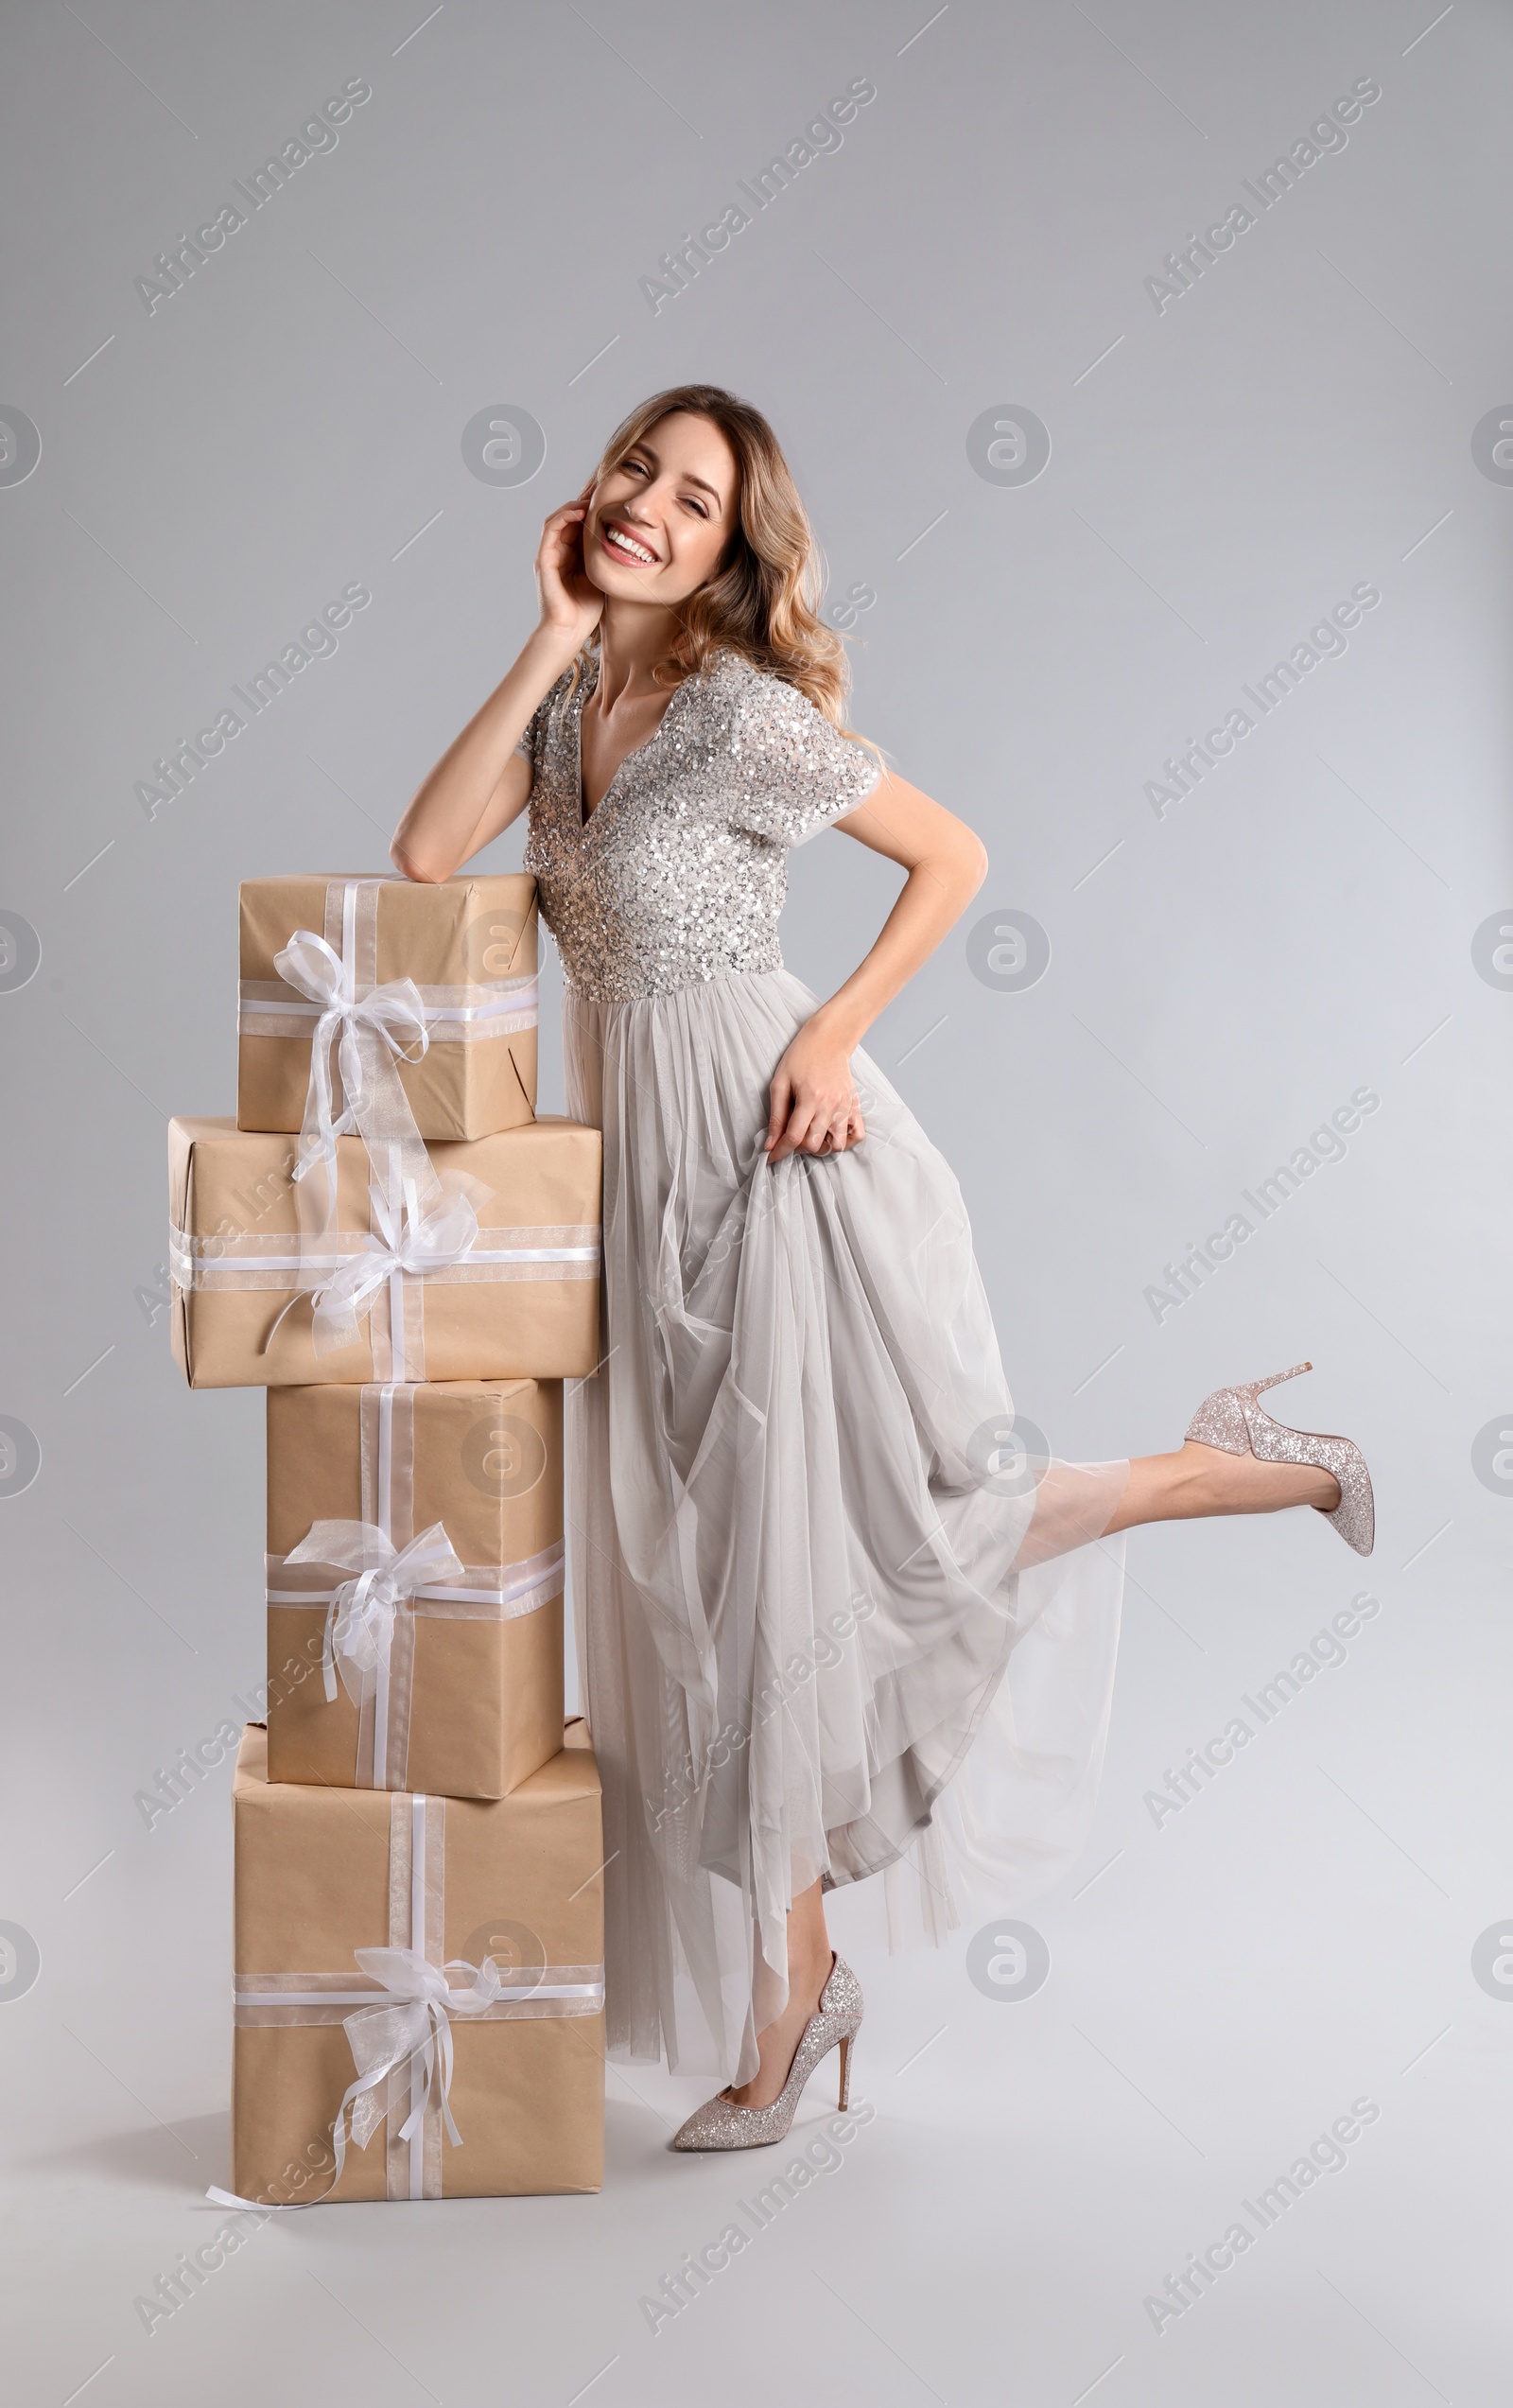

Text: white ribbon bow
xmin=207 ymin=1946 xmax=509 ymax=2210
xmin=282 ymin=1520 xmax=466 ymax=1706
xmin=341 ymin=1947 xmax=506 ymax=2156
xmin=310 ymin=1178 xmax=482 ymax=1358
xmin=274 ymin=927 xmax=430 ymax=1205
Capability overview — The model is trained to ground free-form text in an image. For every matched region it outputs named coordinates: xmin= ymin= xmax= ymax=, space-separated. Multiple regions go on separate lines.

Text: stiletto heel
xmin=1185 ymin=1361 xmax=1375 ymax=1557
xmin=671 ymin=1953 xmax=864 ymax=2152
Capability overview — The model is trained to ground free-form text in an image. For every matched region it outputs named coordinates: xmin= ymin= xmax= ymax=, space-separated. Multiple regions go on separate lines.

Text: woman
xmin=391 ymin=384 xmax=1371 ymax=2150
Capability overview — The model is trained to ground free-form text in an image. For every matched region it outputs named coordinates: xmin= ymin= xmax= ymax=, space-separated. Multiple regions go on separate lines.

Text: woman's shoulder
xmin=698 ymin=647 xmax=803 ymax=696
xmin=690 ymin=649 xmax=879 ymax=831
xmin=695 ymin=647 xmax=822 ymax=734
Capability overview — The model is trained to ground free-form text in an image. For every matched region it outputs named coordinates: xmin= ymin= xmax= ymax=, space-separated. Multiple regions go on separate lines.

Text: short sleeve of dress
xmin=729 ymin=672 xmax=882 ymax=846
xmin=513 ymin=666 xmax=576 ymax=769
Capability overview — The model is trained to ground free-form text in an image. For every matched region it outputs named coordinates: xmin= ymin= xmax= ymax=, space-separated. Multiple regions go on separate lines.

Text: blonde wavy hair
xmin=582 ymin=384 xmax=867 ymax=738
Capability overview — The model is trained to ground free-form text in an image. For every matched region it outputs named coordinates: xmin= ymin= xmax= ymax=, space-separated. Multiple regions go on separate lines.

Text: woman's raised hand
xmin=535 ymin=492 xmax=604 ymax=649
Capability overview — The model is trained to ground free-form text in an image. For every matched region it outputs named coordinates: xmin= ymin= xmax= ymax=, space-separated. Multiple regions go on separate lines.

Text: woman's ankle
xmin=1183 ymin=1440 xmax=1339 ymax=1515
xmin=797 ymin=1944 xmax=832 ymax=1997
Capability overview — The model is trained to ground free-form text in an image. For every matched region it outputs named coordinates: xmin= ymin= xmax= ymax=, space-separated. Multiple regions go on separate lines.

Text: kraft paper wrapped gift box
xmin=167 ymin=1115 xmax=602 ymax=1387
xmin=230 ymin=1720 xmax=605 ymax=2204
xmin=265 ymin=1379 xmax=565 ymax=1800
xmin=238 ymin=874 xmax=539 ymax=1141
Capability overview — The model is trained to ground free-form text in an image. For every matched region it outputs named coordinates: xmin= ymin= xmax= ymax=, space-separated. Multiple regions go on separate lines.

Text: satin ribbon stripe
xmin=267 ymin=1538 xmax=566 ymax=1619
xmin=170 ymin=1224 xmax=601 ymax=1284
xmin=170 ymin=1195 xmax=599 ymax=1380
xmin=234 ymin=1968 xmax=605 ymax=2021
xmin=239 ymin=975 xmax=538 ymax=1038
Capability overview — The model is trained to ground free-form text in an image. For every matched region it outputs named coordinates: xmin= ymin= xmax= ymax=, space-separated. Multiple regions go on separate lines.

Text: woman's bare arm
xmin=816 ymin=773 xmax=989 ymax=1044
xmin=391 ymin=498 xmax=601 ymax=884
xmin=391 ymin=628 xmax=570 ymax=883
xmin=765 ymin=772 xmax=988 ymax=1162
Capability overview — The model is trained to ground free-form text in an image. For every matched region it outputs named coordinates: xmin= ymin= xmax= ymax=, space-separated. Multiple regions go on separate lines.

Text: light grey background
xmin=2 ymin=1 xmax=1509 ymax=2401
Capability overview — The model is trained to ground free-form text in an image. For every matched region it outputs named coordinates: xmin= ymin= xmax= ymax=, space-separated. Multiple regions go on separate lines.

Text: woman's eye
xmin=683 ymin=497 xmax=708 ymax=517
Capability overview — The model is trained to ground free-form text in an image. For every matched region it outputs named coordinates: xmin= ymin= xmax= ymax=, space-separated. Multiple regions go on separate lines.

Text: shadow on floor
xmin=26 ymin=2109 xmax=230 ymax=2196
xmin=30 ymin=2101 xmax=680 ymax=2201
xmin=30 ymin=2093 xmax=745 ymax=2205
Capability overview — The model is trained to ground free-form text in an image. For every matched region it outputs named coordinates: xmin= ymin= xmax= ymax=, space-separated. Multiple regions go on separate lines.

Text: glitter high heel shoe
xmin=670 ymin=1954 xmax=863 ymax=2152
xmin=1185 ymin=1361 xmax=1374 ymax=1556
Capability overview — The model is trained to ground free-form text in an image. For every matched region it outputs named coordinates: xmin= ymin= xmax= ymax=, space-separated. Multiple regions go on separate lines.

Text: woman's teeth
xmin=606 ymin=526 xmax=656 ymax=564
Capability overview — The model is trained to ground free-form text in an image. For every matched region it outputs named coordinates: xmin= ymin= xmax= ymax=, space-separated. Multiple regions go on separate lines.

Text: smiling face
xmin=583 ymin=410 xmax=739 ymax=606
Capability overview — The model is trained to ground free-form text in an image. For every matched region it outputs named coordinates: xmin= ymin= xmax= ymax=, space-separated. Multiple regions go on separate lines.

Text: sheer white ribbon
xmin=339 ymin=1946 xmax=506 ymax=2159
xmin=279 ymin=1520 xmax=466 ymax=1708
xmin=307 ymin=1178 xmax=482 ymax=1363
xmin=274 ymin=926 xmax=431 ymax=1213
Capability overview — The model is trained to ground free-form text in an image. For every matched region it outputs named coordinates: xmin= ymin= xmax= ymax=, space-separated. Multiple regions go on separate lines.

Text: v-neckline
xmin=574 ymin=654 xmax=692 ymax=831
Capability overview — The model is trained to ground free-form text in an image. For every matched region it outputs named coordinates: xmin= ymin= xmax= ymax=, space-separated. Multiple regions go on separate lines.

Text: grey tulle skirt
xmin=564 ymin=967 xmax=1128 ymax=2085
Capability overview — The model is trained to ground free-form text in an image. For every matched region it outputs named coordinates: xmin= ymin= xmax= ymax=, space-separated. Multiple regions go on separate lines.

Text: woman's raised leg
xmin=1103 ymin=1440 xmax=1340 ymax=1537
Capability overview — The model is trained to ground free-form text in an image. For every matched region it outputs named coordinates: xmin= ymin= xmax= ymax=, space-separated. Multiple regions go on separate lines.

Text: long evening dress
xmin=517 ymin=647 xmax=1129 ymax=2086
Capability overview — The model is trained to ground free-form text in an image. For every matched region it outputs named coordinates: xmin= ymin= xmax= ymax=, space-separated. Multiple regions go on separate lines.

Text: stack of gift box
xmin=167 ymin=872 xmax=607 ymax=2207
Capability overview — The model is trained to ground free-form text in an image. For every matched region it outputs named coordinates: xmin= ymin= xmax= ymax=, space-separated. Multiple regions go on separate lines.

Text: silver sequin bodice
xmin=518 ymin=648 xmax=880 ymax=1003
